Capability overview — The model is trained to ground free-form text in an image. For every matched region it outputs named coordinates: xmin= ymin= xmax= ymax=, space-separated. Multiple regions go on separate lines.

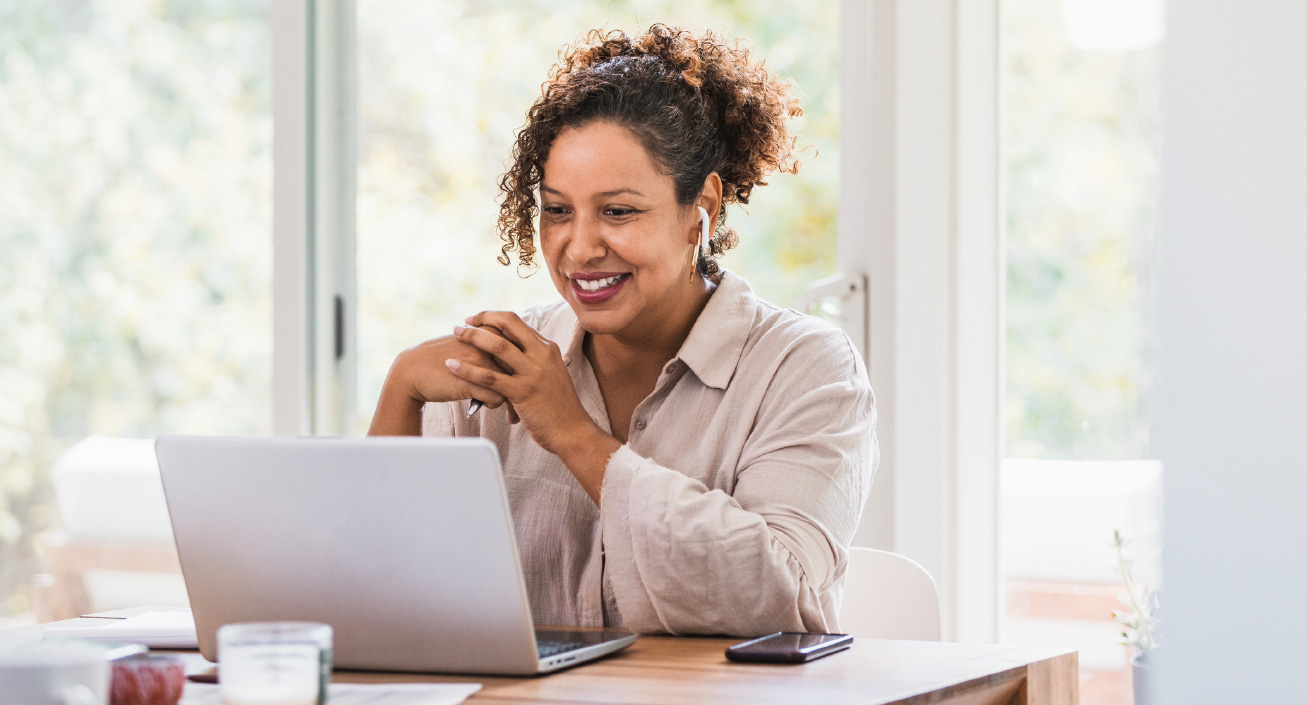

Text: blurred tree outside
xmin=1003 ymin=0 xmax=1160 ymax=460
xmin=1001 ymin=6 xmax=1162 ymax=702
xmin=0 ymin=1 xmax=272 ymax=620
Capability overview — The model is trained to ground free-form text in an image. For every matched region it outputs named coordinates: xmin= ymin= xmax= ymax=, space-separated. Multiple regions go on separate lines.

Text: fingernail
xmin=453 ymin=324 xmax=471 ymax=335
xmin=445 ymin=359 xmax=461 ymax=370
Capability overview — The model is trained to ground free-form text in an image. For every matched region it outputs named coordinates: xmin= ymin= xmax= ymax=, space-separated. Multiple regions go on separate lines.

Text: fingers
xmin=462 ymin=382 xmax=508 ymax=409
xmin=453 ymin=324 xmax=528 ymax=372
xmin=464 ymin=311 xmax=549 ymax=355
xmin=445 ymin=358 xmax=514 ymax=396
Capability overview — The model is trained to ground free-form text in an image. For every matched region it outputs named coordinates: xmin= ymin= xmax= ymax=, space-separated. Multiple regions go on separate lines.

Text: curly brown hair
xmin=496 ymin=23 xmax=804 ymax=276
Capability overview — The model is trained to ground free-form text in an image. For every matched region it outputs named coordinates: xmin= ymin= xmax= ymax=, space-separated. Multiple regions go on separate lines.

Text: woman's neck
xmin=588 ymin=274 xmax=717 ymax=378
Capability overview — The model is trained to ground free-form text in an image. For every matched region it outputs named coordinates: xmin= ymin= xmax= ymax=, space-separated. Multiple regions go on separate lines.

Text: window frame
xmin=842 ymin=0 xmax=1002 ymax=642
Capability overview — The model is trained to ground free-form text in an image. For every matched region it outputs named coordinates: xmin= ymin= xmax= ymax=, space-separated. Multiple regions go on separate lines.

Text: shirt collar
xmin=675 ymin=270 xmax=756 ymax=389
xmin=560 ymin=310 xmax=588 ymax=367
xmin=557 ymin=270 xmax=757 ymax=389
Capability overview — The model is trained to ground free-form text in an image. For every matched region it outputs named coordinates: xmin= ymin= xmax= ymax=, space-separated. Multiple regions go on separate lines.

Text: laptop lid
xmin=155 ymin=435 xmax=542 ymax=675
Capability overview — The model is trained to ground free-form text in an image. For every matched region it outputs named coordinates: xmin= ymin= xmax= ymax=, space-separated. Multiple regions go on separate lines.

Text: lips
xmin=570 ymin=273 xmax=630 ymax=304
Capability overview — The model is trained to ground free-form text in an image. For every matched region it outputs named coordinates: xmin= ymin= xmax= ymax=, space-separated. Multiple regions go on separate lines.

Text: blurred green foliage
xmin=0 ymin=1 xmax=272 ymax=618
xmin=1003 ymin=0 xmax=1159 ymax=460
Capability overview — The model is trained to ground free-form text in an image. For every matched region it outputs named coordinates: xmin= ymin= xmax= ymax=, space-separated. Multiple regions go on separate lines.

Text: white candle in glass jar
xmin=218 ymin=622 xmax=331 ymax=705
xmin=221 ymin=643 xmax=320 ymax=705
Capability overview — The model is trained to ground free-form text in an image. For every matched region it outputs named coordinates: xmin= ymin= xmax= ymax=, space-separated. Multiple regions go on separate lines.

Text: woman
xmin=369 ymin=24 xmax=877 ymax=636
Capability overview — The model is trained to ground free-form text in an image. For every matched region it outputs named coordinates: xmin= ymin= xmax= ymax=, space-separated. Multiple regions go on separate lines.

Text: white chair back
xmin=838 ymin=547 xmax=942 ymax=640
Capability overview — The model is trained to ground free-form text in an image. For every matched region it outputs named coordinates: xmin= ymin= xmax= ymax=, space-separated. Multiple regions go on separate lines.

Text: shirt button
xmin=665 ymin=362 xmax=677 ymax=374
xmin=634 ymin=419 xmax=647 ymax=431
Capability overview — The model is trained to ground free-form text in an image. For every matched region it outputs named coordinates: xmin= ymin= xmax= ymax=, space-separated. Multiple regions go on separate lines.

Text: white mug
xmin=0 ymin=641 xmax=109 ymax=705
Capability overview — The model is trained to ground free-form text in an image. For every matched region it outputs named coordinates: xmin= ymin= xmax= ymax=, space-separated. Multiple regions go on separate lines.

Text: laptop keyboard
xmin=537 ymin=640 xmax=588 ymax=658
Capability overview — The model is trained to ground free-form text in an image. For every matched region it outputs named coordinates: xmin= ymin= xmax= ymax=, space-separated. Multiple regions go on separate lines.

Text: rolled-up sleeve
xmin=421 ymin=401 xmax=457 ymax=437
xmin=600 ymin=349 xmax=876 ymax=636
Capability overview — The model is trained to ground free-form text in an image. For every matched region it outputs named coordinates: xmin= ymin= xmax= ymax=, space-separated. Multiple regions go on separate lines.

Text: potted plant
xmin=1112 ymin=529 xmax=1160 ymax=704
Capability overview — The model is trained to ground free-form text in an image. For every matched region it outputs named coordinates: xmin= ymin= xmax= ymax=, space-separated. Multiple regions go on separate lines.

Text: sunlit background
xmin=1001 ymin=2 xmax=1161 ymax=703
xmin=0 ymin=0 xmax=273 ymax=620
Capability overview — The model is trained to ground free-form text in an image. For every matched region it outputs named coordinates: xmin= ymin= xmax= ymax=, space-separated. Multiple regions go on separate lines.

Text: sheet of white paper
xmin=181 ymin=682 xmax=482 ymax=705
xmin=43 ymin=608 xmax=198 ymax=648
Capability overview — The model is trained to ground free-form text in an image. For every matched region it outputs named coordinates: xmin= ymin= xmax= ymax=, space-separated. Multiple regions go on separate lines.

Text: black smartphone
xmin=725 ymin=632 xmax=853 ymax=664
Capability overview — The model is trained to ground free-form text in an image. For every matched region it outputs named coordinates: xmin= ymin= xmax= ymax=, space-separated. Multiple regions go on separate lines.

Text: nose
xmin=562 ymin=211 xmax=607 ymax=266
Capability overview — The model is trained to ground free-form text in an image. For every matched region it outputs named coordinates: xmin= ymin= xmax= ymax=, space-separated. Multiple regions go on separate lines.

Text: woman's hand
xmin=447 ymin=311 xmax=621 ymax=503
xmin=367 ymin=332 xmax=513 ymax=437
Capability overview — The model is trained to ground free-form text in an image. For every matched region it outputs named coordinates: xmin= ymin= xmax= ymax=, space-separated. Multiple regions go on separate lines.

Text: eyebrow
xmin=540 ymin=185 xmax=646 ymax=198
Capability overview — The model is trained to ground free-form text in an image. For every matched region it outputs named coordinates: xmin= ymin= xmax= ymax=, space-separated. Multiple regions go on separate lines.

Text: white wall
xmin=1154 ymin=1 xmax=1307 ymax=701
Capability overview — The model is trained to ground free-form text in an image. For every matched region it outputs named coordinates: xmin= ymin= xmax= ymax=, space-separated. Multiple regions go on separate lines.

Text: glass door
xmin=1001 ymin=1 xmax=1163 ymax=703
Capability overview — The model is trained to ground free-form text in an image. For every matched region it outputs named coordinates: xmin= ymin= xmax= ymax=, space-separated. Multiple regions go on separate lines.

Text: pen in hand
xmin=463 ymin=323 xmax=503 ymax=419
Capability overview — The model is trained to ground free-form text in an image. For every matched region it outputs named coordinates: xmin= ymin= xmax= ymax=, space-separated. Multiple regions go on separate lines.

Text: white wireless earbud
xmin=697 ymin=206 xmax=710 ymax=257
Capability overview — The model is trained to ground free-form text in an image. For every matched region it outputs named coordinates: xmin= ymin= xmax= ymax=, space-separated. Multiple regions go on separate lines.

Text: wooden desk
xmin=339 ymin=636 xmax=1076 ymax=705
xmin=3 ymin=618 xmax=1077 ymax=705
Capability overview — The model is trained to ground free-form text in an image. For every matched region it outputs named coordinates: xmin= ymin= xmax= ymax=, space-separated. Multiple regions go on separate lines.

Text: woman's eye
xmin=606 ymin=208 xmax=638 ymax=217
xmin=543 ymin=205 xmax=570 ymax=216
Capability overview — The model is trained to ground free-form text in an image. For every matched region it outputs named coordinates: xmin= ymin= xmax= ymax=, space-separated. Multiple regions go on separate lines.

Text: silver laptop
xmin=154 ymin=435 xmax=637 ymax=675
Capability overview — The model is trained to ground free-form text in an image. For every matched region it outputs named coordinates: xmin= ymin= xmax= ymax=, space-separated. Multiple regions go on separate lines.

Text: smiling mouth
xmin=569 ymin=273 xmax=631 ymax=303
xmin=573 ymin=274 xmax=629 ymax=292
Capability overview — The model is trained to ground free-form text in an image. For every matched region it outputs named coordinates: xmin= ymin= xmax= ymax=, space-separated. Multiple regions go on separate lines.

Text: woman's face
xmin=538 ymin=121 xmax=704 ymax=338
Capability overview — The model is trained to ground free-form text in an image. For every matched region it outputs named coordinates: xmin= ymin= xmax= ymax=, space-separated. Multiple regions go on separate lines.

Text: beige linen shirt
xmin=422 ymin=271 xmax=877 ymax=636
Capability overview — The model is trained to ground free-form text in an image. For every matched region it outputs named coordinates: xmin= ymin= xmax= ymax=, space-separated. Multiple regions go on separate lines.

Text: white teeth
xmin=577 ymin=275 xmax=623 ymax=292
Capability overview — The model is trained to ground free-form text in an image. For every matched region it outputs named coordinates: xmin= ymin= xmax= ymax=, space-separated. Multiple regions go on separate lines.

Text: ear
xmin=695 ymin=172 xmax=724 ymax=239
